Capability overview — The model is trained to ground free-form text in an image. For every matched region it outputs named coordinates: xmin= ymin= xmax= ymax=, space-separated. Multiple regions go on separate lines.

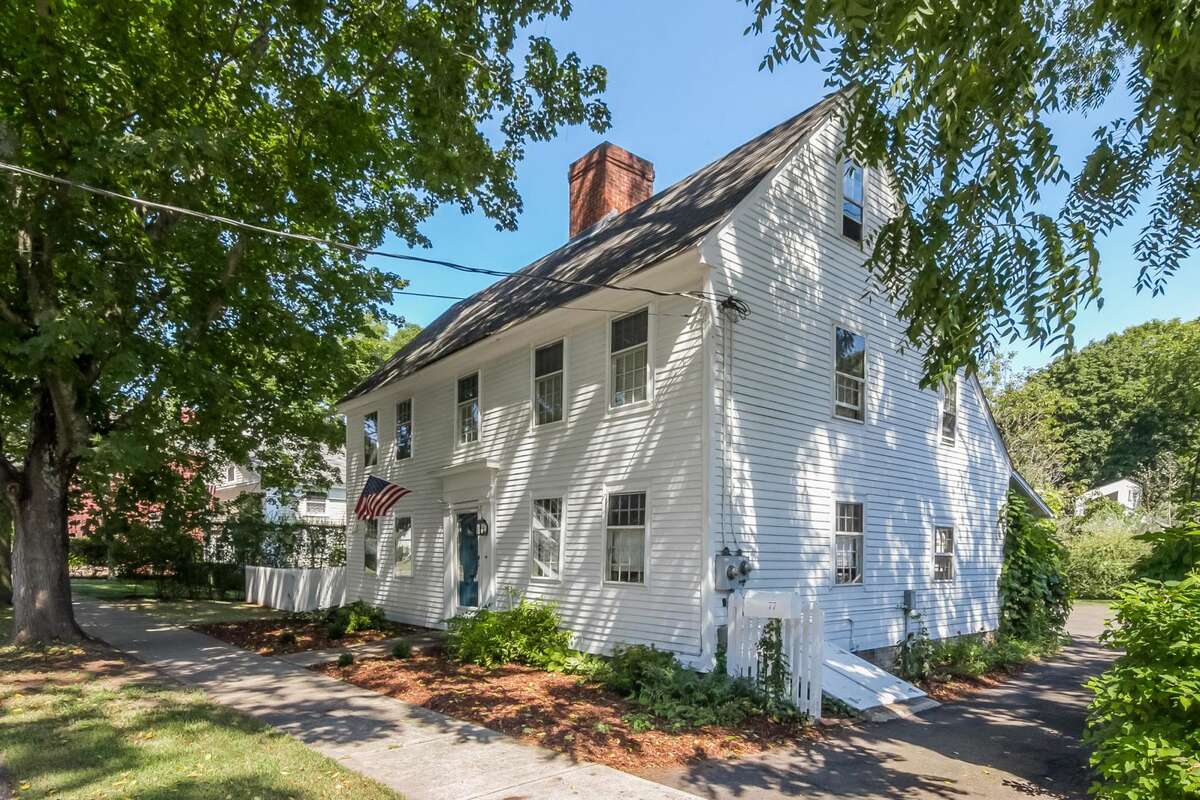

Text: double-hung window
xmin=304 ymin=491 xmax=327 ymax=516
xmin=531 ymin=497 xmax=563 ymax=580
xmin=834 ymin=501 xmax=864 ymax=585
xmin=842 ymin=159 xmax=864 ymax=242
xmin=533 ymin=342 xmax=565 ymax=426
xmin=606 ymin=492 xmax=646 ymax=584
xmin=610 ymin=309 xmax=649 ymax=408
xmin=940 ymin=377 xmax=958 ymax=446
xmin=834 ymin=326 xmax=866 ymax=422
xmin=934 ymin=525 xmax=954 ymax=581
xmin=393 ymin=516 xmax=413 ymax=577
xmin=456 ymin=373 xmax=480 ymax=445
xmin=396 ymin=399 xmax=413 ymax=460
xmin=363 ymin=412 xmax=379 ymax=467
xmin=363 ymin=520 xmax=378 ymax=575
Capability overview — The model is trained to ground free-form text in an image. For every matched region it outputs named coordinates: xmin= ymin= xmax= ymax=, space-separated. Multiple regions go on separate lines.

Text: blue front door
xmin=457 ymin=512 xmax=480 ymax=608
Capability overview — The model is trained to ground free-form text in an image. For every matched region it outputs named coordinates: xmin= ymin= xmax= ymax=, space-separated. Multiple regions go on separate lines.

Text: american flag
xmin=354 ymin=475 xmax=410 ymax=520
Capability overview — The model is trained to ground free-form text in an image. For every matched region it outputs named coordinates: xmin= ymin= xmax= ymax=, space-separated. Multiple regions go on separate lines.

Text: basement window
xmin=842 ymin=159 xmax=864 ymax=242
xmin=834 ymin=501 xmax=864 ymax=586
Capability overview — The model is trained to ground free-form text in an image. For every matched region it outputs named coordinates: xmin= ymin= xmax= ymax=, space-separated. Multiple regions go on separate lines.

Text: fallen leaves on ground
xmin=193 ymin=618 xmax=423 ymax=656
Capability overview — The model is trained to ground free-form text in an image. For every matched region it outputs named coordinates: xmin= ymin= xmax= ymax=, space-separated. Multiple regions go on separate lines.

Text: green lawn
xmin=0 ymin=644 xmax=403 ymax=800
xmin=71 ymin=578 xmax=286 ymax=626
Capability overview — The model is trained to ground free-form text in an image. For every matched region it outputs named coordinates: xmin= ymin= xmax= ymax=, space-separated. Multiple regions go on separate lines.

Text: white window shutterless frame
xmin=455 ymin=372 xmax=480 ymax=446
xmin=530 ymin=496 xmax=564 ymax=580
xmin=396 ymin=398 xmax=413 ymax=460
xmin=605 ymin=490 xmax=647 ymax=585
xmin=934 ymin=524 xmax=954 ymax=581
xmin=833 ymin=500 xmax=865 ymax=586
xmin=532 ymin=340 xmax=565 ymax=427
xmin=841 ymin=158 xmax=865 ymax=243
xmin=609 ymin=308 xmax=651 ymax=409
xmin=833 ymin=325 xmax=867 ymax=423
xmin=940 ymin=376 xmax=958 ymax=446
xmin=363 ymin=411 xmax=380 ymax=467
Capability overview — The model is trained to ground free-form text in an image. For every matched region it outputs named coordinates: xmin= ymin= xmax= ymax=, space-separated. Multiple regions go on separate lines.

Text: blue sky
xmin=373 ymin=0 xmax=1198 ymax=372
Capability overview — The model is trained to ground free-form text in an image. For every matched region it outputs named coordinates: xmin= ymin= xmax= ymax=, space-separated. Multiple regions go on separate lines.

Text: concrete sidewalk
xmin=76 ymin=601 xmax=695 ymax=800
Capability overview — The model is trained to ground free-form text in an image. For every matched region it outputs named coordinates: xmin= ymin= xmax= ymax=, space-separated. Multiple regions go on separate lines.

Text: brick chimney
xmin=567 ymin=142 xmax=654 ymax=237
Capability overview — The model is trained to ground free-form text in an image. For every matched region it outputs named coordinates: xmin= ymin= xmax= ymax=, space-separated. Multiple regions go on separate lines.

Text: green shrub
xmin=1065 ymin=526 xmax=1150 ymax=599
xmin=391 ymin=640 xmax=413 ymax=660
xmin=322 ymin=601 xmax=387 ymax=635
xmin=604 ymin=644 xmax=798 ymax=729
xmin=1001 ymin=494 xmax=1071 ymax=640
xmin=278 ymin=630 xmax=297 ymax=646
xmin=337 ymin=652 xmax=354 ymax=668
xmin=1135 ymin=516 xmax=1200 ymax=582
xmin=896 ymin=626 xmax=1060 ymax=683
xmin=325 ymin=623 xmax=345 ymax=640
xmin=1086 ymin=576 xmax=1200 ymax=800
xmin=445 ymin=598 xmax=574 ymax=669
xmin=895 ymin=628 xmax=936 ymax=682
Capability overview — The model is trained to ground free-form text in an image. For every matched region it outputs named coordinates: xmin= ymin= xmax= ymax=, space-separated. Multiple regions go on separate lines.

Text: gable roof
xmin=341 ymin=89 xmax=845 ymax=404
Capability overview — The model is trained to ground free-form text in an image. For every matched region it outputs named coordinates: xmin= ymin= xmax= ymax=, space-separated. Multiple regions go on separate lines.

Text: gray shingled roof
xmin=341 ymin=90 xmax=843 ymax=403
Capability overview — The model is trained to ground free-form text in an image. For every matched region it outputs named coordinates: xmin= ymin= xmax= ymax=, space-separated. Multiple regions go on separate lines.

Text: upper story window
xmin=533 ymin=341 xmax=565 ymax=426
xmin=456 ymin=373 xmax=480 ymax=445
xmin=834 ymin=326 xmax=866 ymax=422
xmin=842 ymin=158 xmax=864 ymax=242
xmin=531 ymin=497 xmax=563 ymax=580
xmin=304 ymin=491 xmax=327 ymax=516
xmin=940 ymin=377 xmax=958 ymax=446
xmin=611 ymin=309 xmax=649 ymax=408
xmin=363 ymin=412 xmax=379 ymax=467
xmin=834 ymin=501 xmax=864 ymax=585
xmin=393 ymin=516 xmax=413 ymax=577
xmin=363 ymin=519 xmax=378 ymax=575
xmin=396 ymin=399 xmax=413 ymax=460
xmin=934 ymin=525 xmax=955 ymax=581
xmin=606 ymin=491 xmax=646 ymax=584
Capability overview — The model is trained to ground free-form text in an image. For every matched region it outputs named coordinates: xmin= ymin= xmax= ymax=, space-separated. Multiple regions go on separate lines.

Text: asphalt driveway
xmin=644 ymin=603 xmax=1115 ymax=799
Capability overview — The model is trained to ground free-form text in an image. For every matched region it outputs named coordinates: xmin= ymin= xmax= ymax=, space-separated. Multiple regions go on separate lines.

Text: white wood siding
xmin=702 ymin=117 xmax=1011 ymax=654
xmin=342 ymin=285 xmax=709 ymax=659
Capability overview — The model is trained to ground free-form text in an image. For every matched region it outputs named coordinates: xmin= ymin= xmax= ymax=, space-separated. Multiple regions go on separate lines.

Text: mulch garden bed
xmin=193 ymin=616 xmax=426 ymax=656
xmin=315 ymin=654 xmax=817 ymax=772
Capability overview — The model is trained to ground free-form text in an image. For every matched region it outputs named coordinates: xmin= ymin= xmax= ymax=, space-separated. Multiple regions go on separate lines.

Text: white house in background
xmin=336 ymin=90 xmax=1050 ymax=669
xmin=211 ymin=451 xmax=348 ymax=526
xmin=1075 ymin=478 xmax=1142 ymax=515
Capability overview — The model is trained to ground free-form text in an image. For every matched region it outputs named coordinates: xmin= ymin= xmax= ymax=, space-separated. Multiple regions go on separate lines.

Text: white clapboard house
xmin=336 ymin=90 xmax=1050 ymax=670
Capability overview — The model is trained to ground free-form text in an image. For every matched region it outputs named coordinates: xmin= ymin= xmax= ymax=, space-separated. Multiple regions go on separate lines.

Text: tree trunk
xmin=0 ymin=504 xmax=12 ymax=605
xmin=9 ymin=417 xmax=82 ymax=643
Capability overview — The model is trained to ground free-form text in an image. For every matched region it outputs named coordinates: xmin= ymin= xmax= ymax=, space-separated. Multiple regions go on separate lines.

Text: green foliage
xmin=986 ymin=320 xmax=1200 ymax=490
xmin=1063 ymin=507 xmax=1153 ymax=599
xmin=205 ymin=493 xmax=346 ymax=569
xmin=745 ymin=2 xmax=1200 ymax=384
xmin=337 ymin=652 xmax=354 ymax=668
xmin=1000 ymin=494 xmax=1071 ymax=640
xmin=895 ymin=627 xmax=936 ymax=682
xmin=605 ymin=644 xmax=801 ymax=729
xmin=323 ymin=601 xmax=387 ymax=637
xmin=896 ymin=626 xmax=1060 ymax=683
xmin=0 ymin=0 xmax=609 ymax=642
xmin=445 ymin=598 xmax=574 ymax=670
xmin=390 ymin=640 xmax=412 ymax=660
xmin=1086 ymin=576 xmax=1200 ymax=800
xmin=1135 ymin=515 xmax=1200 ymax=583
xmin=755 ymin=619 xmax=791 ymax=712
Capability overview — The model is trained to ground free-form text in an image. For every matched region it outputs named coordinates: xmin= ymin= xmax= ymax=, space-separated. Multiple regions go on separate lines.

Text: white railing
xmin=726 ymin=590 xmax=824 ymax=721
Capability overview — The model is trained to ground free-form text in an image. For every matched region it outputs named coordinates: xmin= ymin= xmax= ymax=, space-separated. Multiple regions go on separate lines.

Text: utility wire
xmin=0 ymin=160 xmax=720 ymax=305
xmin=396 ymin=290 xmax=694 ymax=318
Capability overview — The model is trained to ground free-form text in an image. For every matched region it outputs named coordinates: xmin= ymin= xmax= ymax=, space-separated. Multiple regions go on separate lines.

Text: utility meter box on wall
xmin=714 ymin=548 xmax=752 ymax=592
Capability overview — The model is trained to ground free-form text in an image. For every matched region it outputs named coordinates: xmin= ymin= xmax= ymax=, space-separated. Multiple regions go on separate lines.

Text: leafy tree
xmin=981 ymin=351 xmax=1068 ymax=491
xmin=989 ymin=319 xmax=1200 ymax=489
xmin=745 ymin=1 xmax=1199 ymax=384
xmin=0 ymin=1 xmax=607 ymax=642
xmin=1000 ymin=494 xmax=1070 ymax=641
xmin=356 ymin=321 xmax=423 ymax=371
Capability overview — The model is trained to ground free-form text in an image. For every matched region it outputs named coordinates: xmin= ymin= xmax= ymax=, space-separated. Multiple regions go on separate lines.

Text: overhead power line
xmin=0 ymin=160 xmax=720 ymax=306
xmin=396 ymin=290 xmax=694 ymax=317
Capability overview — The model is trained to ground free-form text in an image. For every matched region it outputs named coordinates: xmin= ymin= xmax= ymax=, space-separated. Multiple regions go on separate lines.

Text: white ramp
xmin=822 ymin=642 xmax=926 ymax=711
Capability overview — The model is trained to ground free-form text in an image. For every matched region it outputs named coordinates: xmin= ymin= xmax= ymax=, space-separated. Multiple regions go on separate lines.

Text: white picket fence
xmin=726 ymin=590 xmax=824 ymax=721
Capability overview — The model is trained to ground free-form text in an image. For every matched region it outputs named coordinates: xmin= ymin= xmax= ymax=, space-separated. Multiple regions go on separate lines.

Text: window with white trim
xmin=834 ymin=327 xmax=866 ymax=422
xmin=456 ymin=373 xmax=480 ymax=444
xmin=363 ymin=520 xmax=378 ymax=575
xmin=396 ymin=399 xmax=413 ymax=460
xmin=834 ymin=501 xmax=864 ymax=585
xmin=606 ymin=491 xmax=646 ymax=584
xmin=226 ymin=465 xmax=236 ymax=483
xmin=940 ymin=377 xmax=958 ymax=446
xmin=363 ymin=412 xmax=379 ymax=467
xmin=842 ymin=159 xmax=864 ymax=242
xmin=304 ymin=491 xmax=327 ymax=516
xmin=610 ymin=309 xmax=649 ymax=408
xmin=393 ymin=516 xmax=413 ymax=577
xmin=533 ymin=341 xmax=564 ymax=426
xmin=530 ymin=497 xmax=563 ymax=579
xmin=934 ymin=525 xmax=954 ymax=581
